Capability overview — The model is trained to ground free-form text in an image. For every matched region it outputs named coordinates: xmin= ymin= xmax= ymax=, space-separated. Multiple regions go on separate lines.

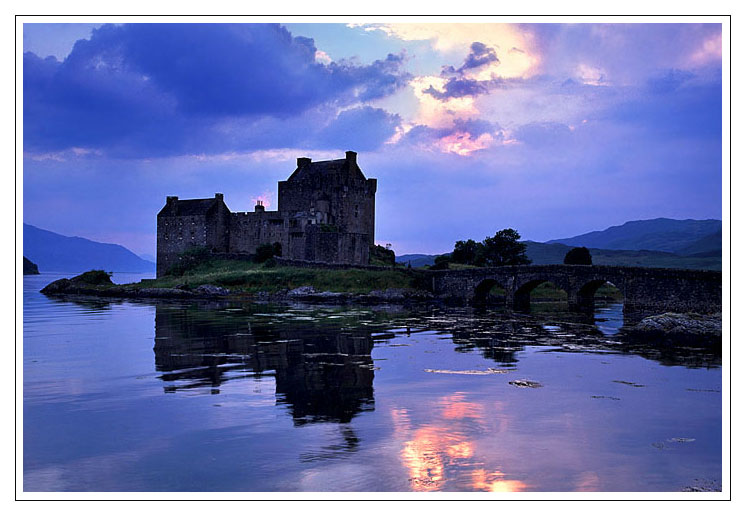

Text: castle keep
xmin=157 ymin=151 xmax=376 ymax=277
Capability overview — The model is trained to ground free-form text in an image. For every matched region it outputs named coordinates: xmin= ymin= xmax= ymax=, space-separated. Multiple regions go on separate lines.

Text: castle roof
xmin=287 ymin=152 xmax=367 ymax=183
xmin=158 ymin=196 xmax=226 ymax=217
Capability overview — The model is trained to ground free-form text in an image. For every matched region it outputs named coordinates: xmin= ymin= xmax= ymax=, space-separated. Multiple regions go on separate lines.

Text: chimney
xmin=215 ymin=193 xmax=224 ymax=202
xmin=297 ymin=157 xmax=311 ymax=168
xmin=166 ymin=196 xmax=178 ymax=215
xmin=255 ymin=199 xmax=265 ymax=212
xmin=345 ymin=150 xmax=357 ymax=165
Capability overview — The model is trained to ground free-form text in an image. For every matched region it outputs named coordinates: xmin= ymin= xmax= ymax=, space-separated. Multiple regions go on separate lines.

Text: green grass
xmin=73 ymin=270 xmax=114 ymax=285
xmin=135 ymin=260 xmax=423 ymax=294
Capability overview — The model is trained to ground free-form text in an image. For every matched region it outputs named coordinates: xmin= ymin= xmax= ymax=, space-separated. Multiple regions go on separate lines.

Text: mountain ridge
xmin=546 ymin=218 xmax=721 ymax=254
xmin=23 ymin=223 xmax=155 ymax=273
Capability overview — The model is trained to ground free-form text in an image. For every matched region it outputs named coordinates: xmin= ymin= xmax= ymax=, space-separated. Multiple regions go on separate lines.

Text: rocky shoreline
xmin=40 ymin=274 xmax=434 ymax=304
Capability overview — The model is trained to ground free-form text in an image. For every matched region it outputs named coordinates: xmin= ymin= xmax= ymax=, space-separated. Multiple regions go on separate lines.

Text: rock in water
xmin=509 ymin=379 xmax=543 ymax=388
xmin=631 ymin=312 xmax=721 ymax=345
xmin=41 ymin=269 xmax=113 ymax=295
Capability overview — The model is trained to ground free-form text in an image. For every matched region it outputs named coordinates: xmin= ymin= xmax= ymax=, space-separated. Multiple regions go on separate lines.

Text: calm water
xmin=23 ymin=273 xmax=722 ymax=492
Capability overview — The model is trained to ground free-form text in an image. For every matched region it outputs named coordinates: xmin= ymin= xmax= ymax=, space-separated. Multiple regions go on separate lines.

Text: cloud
xmin=401 ymin=117 xmax=504 ymax=155
xmin=359 ymin=23 xmax=539 ymax=79
xmin=424 ymin=78 xmax=491 ymax=100
xmin=513 ymin=122 xmax=574 ymax=147
xmin=646 ymin=69 xmax=696 ymax=95
xmin=445 ymin=41 xmax=500 ymax=74
xmin=421 ymin=42 xmax=507 ymax=101
xmin=23 ymin=23 xmax=409 ymax=157
xmin=311 ymin=106 xmax=401 ymax=151
xmin=530 ymin=23 xmax=722 ymax=86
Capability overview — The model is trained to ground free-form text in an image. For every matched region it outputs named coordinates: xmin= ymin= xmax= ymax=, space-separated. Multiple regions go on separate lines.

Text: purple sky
xmin=22 ymin=22 xmax=723 ymax=257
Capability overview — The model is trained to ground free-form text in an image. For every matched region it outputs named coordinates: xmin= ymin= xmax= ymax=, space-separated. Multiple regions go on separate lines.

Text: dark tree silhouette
xmin=481 ymin=229 xmax=531 ymax=266
xmin=564 ymin=246 xmax=592 ymax=265
xmin=452 ymin=239 xmax=483 ymax=265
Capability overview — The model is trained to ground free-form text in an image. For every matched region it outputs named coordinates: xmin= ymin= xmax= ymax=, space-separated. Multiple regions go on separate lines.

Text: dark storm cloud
xmin=23 ymin=23 xmax=409 ymax=157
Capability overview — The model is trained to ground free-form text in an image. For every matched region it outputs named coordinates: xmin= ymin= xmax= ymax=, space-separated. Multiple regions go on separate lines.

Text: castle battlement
xmin=156 ymin=152 xmax=376 ymax=277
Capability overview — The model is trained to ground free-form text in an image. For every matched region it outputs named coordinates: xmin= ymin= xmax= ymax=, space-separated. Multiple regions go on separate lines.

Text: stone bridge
xmin=428 ymin=265 xmax=721 ymax=315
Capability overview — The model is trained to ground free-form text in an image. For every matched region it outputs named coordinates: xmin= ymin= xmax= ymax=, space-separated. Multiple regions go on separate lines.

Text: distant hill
xmin=396 ymin=254 xmax=439 ymax=268
xmin=674 ymin=230 xmax=722 ymax=257
xmin=23 ymin=256 xmax=40 ymax=275
xmin=546 ymin=218 xmax=721 ymax=254
xmin=23 ymin=224 xmax=155 ymax=273
xmin=397 ymin=243 xmax=720 ymax=271
xmin=523 ymin=241 xmax=720 ymax=270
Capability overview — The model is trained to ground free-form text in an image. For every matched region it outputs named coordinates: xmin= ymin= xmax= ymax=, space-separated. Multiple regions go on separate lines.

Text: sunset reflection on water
xmin=395 ymin=393 xmax=529 ymax=492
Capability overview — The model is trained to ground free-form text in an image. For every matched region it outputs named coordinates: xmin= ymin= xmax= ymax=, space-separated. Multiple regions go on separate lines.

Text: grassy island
xmin=143 ymin=259 xmax=423 ymax=294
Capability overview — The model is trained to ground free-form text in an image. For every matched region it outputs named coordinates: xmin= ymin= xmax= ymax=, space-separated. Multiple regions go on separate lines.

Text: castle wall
xmin=277 ymin=175 xmax=376 ymax=241
xmin=207 ymin=202 xmax=231 ymax=252
xmin=228 ymin=211 xmax=289 ymax=255
xmin=157 ymin=215 xmax=210 ymax=276
xmin=301 ymin=227 xmax=370 ymax=264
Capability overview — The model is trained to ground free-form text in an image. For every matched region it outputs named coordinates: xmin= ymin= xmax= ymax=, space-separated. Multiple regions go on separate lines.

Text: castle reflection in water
xmin=153 ymin=303 xmax=376 ymax=425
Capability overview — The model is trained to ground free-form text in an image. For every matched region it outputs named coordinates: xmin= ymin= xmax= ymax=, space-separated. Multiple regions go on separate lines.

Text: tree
xmin=564 ymin=246 xmax=592 ymax=265
xmin=481 ymin=229 xmax=531 ymax=266
xmin=369 ymin=244 xmax=395 ymax=266
xmin=452 ymin=239 xmax=484 ymax=266
xmin=430 ymin=253 xmax=451 ymax=270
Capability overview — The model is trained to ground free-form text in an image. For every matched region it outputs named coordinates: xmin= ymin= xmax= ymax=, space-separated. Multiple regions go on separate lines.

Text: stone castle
xmin=157 ymin=151 xmax=376 ymax=277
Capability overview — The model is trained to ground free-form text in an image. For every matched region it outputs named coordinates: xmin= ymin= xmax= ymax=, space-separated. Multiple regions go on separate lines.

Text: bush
xmin=369 ymin=244 xmax=395 ymax=266
xmin=255 ymin=242 xmax=282 ymax=263
xmin=430 ymin=254 xmax=451 ymax=270
xmin=72 ymin=270 xmax=113 ymax=285
xmin=564 ymin=246 xmax=592 ymax=265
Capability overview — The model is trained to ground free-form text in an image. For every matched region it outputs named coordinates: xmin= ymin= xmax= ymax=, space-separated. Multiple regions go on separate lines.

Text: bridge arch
xmin=570 ymin=279 xmax=624 ymax=313
xmin=473 ymin=278 xmax=508 ymax=305
xmin=513 ymin=279 xmax=570 ymax=312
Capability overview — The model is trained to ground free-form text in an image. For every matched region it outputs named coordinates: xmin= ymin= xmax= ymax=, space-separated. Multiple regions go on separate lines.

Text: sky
xmin=22 ymin=21 xmax=723 ymax=258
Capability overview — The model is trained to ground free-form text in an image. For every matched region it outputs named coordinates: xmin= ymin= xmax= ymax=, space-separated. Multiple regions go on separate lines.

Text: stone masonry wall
xmin=157 ymin=215 xmax=210 ymax=276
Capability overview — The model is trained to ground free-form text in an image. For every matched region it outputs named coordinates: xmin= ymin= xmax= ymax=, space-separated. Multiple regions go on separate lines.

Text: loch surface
xmin=23 ymin=273 xmax=722 ymax=492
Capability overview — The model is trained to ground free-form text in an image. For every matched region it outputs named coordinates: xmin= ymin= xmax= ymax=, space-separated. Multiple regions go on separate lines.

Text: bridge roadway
xmin=428 ymin=264 xmax=721 ymax=314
